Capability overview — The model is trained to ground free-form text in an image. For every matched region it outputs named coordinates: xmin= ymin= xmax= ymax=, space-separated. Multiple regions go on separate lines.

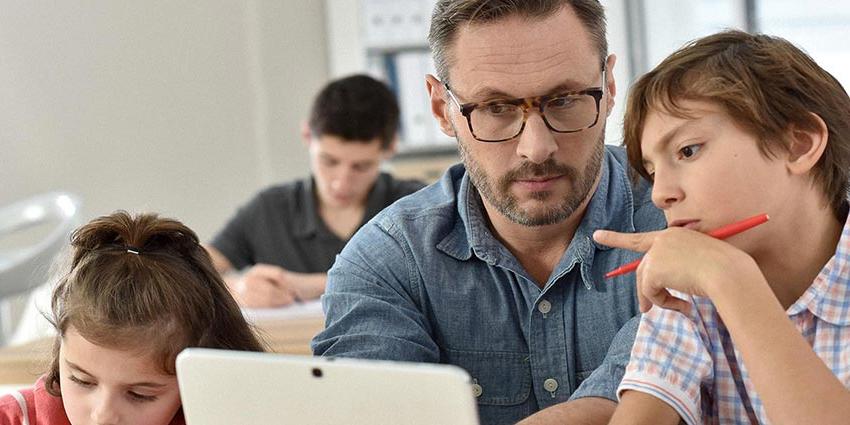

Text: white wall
xmin=0 ymin=1 xmax=329 ymax=240
xmin=600 ymin=0 xmax=632 ymax=145
xmin=641 ymin=0 xmax=746 ymax=69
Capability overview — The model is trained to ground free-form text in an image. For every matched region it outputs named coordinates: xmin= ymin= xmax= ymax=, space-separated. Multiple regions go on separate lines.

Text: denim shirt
xmin=312 ymin=146 xmax=665 ymax=425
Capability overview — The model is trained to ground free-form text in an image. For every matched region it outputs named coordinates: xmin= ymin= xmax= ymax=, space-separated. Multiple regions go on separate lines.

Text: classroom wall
xmin=0 ymin=1 xmax=329 ymax=240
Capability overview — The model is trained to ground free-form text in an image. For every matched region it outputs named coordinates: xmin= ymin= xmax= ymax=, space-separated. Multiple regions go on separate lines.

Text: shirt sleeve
xmin=310 ymin=218 xmax=439 ymax=362
xmin=209 ymin=195 xmax=262 ymax=271
xmin=0 ymin=392 xmax=26 ymax=425
xmin=617 ymin=303 xmax=713 ymax=425
xmin=384 ymin=176 xmax=427 ymax=205
xmin=396 ymin=179 xmax=427 ymax=199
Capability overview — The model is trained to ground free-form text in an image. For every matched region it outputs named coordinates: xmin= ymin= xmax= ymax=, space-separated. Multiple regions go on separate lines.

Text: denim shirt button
xmin=543 ymin=378 xmax=559 ymax=392
xmin=537 ymin=299 xmax=552 ymax=315
xmin=472 ymin=383 xmax=483 ymax=398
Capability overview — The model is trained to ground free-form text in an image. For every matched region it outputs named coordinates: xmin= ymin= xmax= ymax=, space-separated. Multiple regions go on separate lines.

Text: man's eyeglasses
xmin=444 ymin=67 xmax=606 ymax=143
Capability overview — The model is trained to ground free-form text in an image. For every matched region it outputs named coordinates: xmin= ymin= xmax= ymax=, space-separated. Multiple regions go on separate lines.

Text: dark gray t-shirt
xmin=210 ymin=173 xmax=425 ymax=273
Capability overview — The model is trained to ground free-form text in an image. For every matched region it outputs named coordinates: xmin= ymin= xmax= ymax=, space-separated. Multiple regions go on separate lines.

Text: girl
xmin=0 ymin=211 xmax=265 ymax=424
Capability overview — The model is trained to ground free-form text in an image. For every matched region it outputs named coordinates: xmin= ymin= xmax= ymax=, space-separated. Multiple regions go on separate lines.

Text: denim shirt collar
xmin=435 ymin=167 xmax=476 ymax=262
xmin=437 ymin=148 xmax=639 ymax=289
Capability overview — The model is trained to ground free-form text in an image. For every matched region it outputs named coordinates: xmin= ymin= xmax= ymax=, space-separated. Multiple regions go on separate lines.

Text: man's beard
xmin=458 ymin=130 xmax=605 ymax=227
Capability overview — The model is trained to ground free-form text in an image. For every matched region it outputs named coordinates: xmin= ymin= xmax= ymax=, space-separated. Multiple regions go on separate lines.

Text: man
xmin=312 ymin=1 xmax=664 ymax=424
xmin=207 ymin=74 xmax=425 ymax=308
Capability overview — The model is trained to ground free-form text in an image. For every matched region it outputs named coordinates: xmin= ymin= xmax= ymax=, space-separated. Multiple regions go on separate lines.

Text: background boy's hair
xmin=307 ymin=74 xmax=399 ymax=149
xmin=45 ymin=211 xmax=265 ymax=395
xmin=624 ymin=30 xmax=850 ymax=218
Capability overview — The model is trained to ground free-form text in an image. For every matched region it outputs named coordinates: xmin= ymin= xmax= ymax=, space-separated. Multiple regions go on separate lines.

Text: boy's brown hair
xmin=624 ymin=30 xmax=850 ymax=218
xmin=45 ymin=211 xmax=265 ymax=395
xmin=308 ymin=74 xmax=399 ymax=150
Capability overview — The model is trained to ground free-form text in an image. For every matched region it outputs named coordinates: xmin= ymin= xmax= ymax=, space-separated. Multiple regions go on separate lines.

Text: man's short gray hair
xmin=428 ymin=0 xmax=608 ymax=83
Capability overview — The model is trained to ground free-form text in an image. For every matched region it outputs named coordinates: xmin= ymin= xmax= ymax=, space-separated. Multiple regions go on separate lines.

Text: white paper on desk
xmin=241 ymin=299 xmax=324 ymax=323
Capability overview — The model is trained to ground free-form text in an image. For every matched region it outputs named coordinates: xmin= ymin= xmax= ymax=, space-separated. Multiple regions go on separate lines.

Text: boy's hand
xmin=232 ymin=264 xmax=300 ymax=308
xmin=593 ymin=227 xmax=759 ymax=314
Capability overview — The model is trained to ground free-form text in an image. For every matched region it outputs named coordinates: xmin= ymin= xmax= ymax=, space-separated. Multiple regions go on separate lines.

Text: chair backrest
xmin=0 ymin=192 xmax=81 ymax=345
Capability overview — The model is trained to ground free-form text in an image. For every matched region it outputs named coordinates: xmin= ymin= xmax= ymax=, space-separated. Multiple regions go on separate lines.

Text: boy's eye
xmin=678 ymin=144 xmax=702 ymax=159
xmin=69 ymin=375 xmax=94 ymax=388
xmin=352 ymin=163 xmax=373 ymax=173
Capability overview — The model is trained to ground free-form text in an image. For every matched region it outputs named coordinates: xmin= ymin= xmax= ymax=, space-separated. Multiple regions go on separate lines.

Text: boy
xmin=207 ymin=75 xmax=424 ymax=308
xmin=594 ymin=30 xmax=850 ymax=424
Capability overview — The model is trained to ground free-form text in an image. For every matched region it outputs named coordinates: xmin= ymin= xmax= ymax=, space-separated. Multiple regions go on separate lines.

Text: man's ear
xmin=300 ymin=121 xmax=313 ymax=148
xmin=604 ymin=54 xmax=617 ymax=116
xmin=425 ymin=74 xmax=456 ymax=137
xmin=786 ymin=112 xmax=829 ymax=176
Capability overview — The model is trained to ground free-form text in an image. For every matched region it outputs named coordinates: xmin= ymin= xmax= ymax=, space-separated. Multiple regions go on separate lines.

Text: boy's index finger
xmin=592 ymin=229 xmax=657 ymax=253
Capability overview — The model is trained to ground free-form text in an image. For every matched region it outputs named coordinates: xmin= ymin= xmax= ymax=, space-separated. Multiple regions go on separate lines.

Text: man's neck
xmin=481 ymin=177 xmax=599 ymax=288
xmin=752 ymin=194 xmax=844 ymax=309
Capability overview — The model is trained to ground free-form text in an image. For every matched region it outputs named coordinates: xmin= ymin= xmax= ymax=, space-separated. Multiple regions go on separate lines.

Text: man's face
xmin=308 ymin=134 xmax=388 ymax=209
xmin=429 ymin=6 xmax=616 ymax=226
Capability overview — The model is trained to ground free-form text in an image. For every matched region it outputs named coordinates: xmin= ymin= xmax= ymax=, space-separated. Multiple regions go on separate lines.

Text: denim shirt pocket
xmin=444 ymin=348 xmax=532 ymax=406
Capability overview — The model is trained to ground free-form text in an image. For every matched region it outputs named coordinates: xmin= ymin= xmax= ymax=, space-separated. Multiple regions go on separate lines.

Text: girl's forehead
xmin=61 ymin=326 xmax=175 ymax=382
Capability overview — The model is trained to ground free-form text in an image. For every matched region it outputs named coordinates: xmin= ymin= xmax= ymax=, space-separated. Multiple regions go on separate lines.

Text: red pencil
xmin=604 ymin=213 xmax=770 ymax=279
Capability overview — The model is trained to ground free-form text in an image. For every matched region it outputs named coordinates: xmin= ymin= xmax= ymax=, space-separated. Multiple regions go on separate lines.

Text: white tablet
xmin=176 ymin=348 xmax=479 ymax=425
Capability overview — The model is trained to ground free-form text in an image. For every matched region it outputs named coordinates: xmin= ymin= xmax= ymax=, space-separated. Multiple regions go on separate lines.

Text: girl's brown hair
xmin=624 ymin=30 xmax=850 ymax=218
xmin=45 ymin=211 xmax=265 ymax=395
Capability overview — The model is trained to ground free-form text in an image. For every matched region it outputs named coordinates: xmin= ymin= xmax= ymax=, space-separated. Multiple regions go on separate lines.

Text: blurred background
xmin=2 ymin=0 xmax=848 ymax=240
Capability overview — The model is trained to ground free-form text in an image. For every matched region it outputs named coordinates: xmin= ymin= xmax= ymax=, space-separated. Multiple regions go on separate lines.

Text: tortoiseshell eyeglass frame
xmin=443 ymin=65 xmax=606 ymax=143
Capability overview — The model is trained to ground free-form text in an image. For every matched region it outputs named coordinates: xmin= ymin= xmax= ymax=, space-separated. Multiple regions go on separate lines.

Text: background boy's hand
xmin=593 ymin=227 xmax=759 ymax=314
xmin=232 ymin=264 xmax=300 ymax=308
xmin=230 ymin=265 xmax=327 ymax=308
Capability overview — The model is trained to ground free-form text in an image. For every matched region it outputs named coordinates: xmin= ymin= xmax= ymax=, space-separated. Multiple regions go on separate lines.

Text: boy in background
xmin=207 ymin=75 xmax=424 ymax=308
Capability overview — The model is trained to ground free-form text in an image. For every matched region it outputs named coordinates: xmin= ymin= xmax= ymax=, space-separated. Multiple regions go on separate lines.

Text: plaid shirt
xmin=619 ymin=216 xmax=850 ymax=424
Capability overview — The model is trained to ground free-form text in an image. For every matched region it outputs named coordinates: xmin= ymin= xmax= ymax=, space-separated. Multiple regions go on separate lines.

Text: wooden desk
xmin=0 ymin=315 xmax=325 ymax=385
xmin=0 ymin=337 xmax=50 ymax=385
xmin=254 ymin=315 xmax=325 ymax=354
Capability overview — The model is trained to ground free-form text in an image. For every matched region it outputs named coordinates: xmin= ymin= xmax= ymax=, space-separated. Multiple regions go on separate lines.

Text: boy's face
xmin=59 ymin=326 xmax=182 ymax=425
xmin=639 ymin=100 xmax=792 ymax=249
xmin=308 ymin=134 xmax=389 ymax=210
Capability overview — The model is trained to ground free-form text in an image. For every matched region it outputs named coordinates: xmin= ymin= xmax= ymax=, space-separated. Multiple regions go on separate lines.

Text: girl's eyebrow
xmin=65 ymin=359 xmax=169 ymax=388
xmin=65 ymin=359 xmax=93 ymax=376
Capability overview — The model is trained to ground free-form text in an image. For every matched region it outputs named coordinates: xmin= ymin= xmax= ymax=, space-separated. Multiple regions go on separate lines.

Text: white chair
xmin=0 ymin=192 xmax=81 ymax=346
